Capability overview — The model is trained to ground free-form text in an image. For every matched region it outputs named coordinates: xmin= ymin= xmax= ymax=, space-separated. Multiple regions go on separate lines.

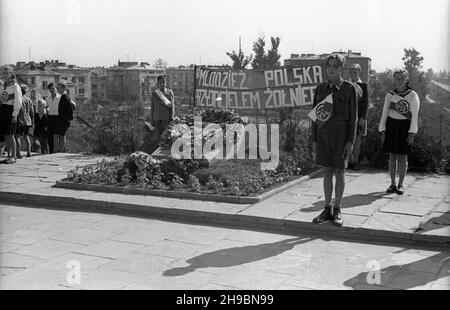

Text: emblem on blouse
xmin=0 ymin=91 xmax=9 ymax=103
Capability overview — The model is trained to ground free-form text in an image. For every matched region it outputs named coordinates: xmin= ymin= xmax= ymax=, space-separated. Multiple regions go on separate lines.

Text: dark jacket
xmin=34 ymin=112 xmax=48 ymax=137
xmin=311 ymin=80 xmax=358 ymax=144
xmin=150 ymin=89 xmax=175 ymax=122
xmin=356 ymin=81 xmax=369 ymax=119
xmin=59 ymin=93 xmax=74 ymax=122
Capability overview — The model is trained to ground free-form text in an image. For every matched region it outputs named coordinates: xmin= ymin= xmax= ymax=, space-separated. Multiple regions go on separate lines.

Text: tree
xmin=266 ymin=37 xmax=281 ymax=68
xmin=402 ymin=47 xmax=428 ymax=99
xmin=251 ymin=35 xmax=282 ymax=70
xmin=426 ymin=68 xmax=434 ymax=82
xmin=226 ymin=37 xmax=253 ymax=69
xmin=251 ymin=35 xmax=266 ymax=69
xmin=402 ymin=47 xmax=424 ymax=73
xmin=154 ymin=58 xmax=168 ymax=69
xmin=226 ymin=41 xmax=252 ymax=70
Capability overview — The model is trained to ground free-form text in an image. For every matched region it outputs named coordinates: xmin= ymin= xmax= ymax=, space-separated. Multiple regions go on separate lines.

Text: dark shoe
xmin=332 ymin=208 xmax=343 ymax=226
xmin=26 ymin=153 xmax=31 ymax=158
xmin=352 ymin=163 xmax=360 ymax=171
xmin=16 ymin=154 xmax=22 ymax=159
xmin=312 ymin=205 xmax=333 ymax=224
xmin=348 ymin=163 xmax=354 ymax=170
xmin=396 ymin=185 xmax=404 ymax=195
xmin=6 ymin=157 xmax=16 ymax=164
xmin=386 ymin=184 xmax=397 ymax=194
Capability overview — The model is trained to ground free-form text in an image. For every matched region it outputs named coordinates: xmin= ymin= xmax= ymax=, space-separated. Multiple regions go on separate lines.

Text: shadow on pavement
xmin=300 ymin=191 xmax=388 ymax=213
xmin=343 ymin=252 xmax=450 ymax=289
xmin=163 ymin=237 xmax=315 ymax=277
xmin=416 ymin=212 xmax=450 ymax=234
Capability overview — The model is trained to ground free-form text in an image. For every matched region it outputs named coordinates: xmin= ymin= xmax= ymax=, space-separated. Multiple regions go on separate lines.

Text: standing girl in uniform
xmin=0 ymin=66 xmax=22 ymax=164
xmin=379 ymin=69 xmax=420 ymax=195
xmin=311 ymin=54 xmax=358 ymax=226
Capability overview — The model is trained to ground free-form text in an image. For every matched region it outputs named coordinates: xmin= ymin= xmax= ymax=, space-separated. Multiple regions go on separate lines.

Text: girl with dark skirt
xmin=379 ymin=69 xmax=420 ymax=195
xmin=311 ymin=54 xmax=358 ymax=226
xmin=0 ymin=66 xmax=23 ymax=164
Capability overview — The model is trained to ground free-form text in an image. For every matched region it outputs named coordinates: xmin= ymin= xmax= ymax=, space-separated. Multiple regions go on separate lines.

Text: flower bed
xmin=62 ymin=109 xmax=316 ymax=199
xmin=62 ymin=151 xmax=315 ymax=197
xmin=158 ymin=109 xmax=250 ymax=151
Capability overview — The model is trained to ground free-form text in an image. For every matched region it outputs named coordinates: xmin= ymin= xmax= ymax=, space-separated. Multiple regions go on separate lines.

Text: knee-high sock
xmin=398 ymin=155 xmax=408 ymax=186
xmin=334 ymin=169 xmax=345 ymax=208
xmin=323 ymin=167 xmax=334 ymax=205
xmin=389 ymin=153 xmax=397 ymax=185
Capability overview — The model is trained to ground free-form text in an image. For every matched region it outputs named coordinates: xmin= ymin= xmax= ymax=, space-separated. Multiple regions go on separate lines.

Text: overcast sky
xmin=1 ymin=0 xmax=448 ymax=71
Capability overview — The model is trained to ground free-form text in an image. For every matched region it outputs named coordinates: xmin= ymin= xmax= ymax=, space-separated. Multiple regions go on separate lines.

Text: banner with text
xmin=195 ymin=64 xmax=325 ymax=110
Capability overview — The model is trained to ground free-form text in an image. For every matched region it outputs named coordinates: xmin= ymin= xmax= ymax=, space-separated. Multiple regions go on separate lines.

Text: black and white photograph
xmin=0 ymin=0 xmax=449 ymax=294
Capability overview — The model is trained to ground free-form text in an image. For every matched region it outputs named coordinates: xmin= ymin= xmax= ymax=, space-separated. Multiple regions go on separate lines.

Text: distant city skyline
xmin=1 ymin=0 xmax=449 ymax=72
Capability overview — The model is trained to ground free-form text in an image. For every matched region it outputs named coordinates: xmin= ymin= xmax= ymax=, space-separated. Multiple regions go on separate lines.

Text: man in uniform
xmin=150 ymin=75 xmax=175 ymax=144
xmin=348 ymin=63 xmax=369 ymax=171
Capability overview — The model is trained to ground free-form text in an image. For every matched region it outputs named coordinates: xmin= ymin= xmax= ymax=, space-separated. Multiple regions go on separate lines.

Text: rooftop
xmin=14 ymin=62 xmax=60 ymax=76
xmin=287 ymin=50 xmax=371 ymax=61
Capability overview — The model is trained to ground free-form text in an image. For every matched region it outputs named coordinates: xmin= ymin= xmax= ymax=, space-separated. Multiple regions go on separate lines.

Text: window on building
xmin=55 ymin=77 xmax=59 ymax=82
xmin=79 ymin=89 xmax=85 ymax=95
xmin=78 ymin=77 xmax=85 ymax=83
xmin=72 ymin=76 xmax=76 ymax=83
xmin=30 ymin=77 xmax=35 ymax=85
xmin=92 ymin=84 xmax=97 ymax=90
xmin=31 ymin=90 xmax=36 ymax=99
xmin=42 ymin=81 xmax=47 ymax=89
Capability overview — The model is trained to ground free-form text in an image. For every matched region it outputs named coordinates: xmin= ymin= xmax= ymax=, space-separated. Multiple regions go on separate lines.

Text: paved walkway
xmin=0 ymin=153 xmax=449 ymax=247
xmin=1 ymin=203 xmax=449 ymax=290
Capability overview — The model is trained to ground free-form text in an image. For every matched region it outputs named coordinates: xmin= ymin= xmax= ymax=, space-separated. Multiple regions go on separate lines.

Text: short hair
xmin=20 ymin=84 xmax=28 ymax=95
xmin=157 ymin=75 xmax=166 ymax=82
xmin=393 ymin=69 xmax=409 ymax=79
xmin=37 ymin=99 xmax=47 ymax=107
xmin=349 ymin=63 xmax=361 ymax=71
xmin=1 ymin=65 xmax=17 ymax=81
xmin=47 ymin=82 xmax=55 ymax=89
xmin=56 ymin=82 xmax=67 ymax=89
xmin=324 ymin=54 xmax=346 ymax=69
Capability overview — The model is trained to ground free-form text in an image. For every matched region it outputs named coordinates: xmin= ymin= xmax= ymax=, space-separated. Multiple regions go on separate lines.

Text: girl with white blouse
xmin=379 ymin=69 xmax=420 ymax=195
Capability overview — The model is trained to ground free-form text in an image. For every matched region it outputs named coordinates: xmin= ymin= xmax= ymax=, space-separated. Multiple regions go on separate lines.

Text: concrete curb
xmin=0 ymin=188 xmax=448 ymax=249
xmin=54 ymin=168 xmax=324 ymax=204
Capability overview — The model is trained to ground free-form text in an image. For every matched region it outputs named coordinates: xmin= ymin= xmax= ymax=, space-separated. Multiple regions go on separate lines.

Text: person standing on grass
xmin=15 ymin=84 xmax=34 ymax=158
xmin=310 ymin=54 xmax=358 ymax=227
xmin=150 ymin=75 xmax=175 ymax=143
xmin=0 ymin=65 xmax=22 ymax=164
xmin=379 ymin=69 xmax=420 ymax=195
xmin=347 ymin=63 xmax=369 ymax=171
xmin=34 ymin=99 xmax=49 ymax=154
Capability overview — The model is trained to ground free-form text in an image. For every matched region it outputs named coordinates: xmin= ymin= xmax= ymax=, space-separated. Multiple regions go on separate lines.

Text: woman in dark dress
xmin=379 ymin=69 xmax=420 ymax=195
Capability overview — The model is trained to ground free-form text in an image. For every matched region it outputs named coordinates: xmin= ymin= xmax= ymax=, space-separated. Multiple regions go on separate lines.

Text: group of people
xmin=310 ymin=54 xmax=420 ymax=226
xmin=2 ymin=59 xmax=420 ymax=228
xmin=0 ymin=65 xmax=74 ymax=164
